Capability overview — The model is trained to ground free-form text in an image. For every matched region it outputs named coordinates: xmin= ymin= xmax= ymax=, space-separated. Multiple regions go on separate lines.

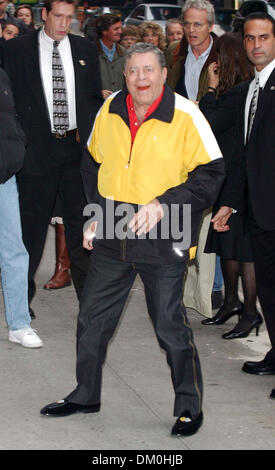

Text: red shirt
xmin=126 ymin=86 xmax=165 ymax=145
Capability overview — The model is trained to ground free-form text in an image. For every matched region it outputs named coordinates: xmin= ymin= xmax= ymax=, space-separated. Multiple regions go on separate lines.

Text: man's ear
xmin=163 ymin=67 xmax=167 ymax=83
xmin=41 ymin=7 xmax=48 ymax=23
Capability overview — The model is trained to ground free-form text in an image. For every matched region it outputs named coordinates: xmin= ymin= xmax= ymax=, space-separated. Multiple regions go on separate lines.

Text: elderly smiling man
xmin=41 ymin=43 xmax=224 ymax=436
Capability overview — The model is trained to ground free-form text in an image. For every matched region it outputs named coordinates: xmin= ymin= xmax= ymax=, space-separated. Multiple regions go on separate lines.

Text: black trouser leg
xmin=17 ymin=173 xmax=58 ymax=303
xmin=58 ymin=165 xmax=90 ymax=301
xmin=67 ymin=251 xmax=137 ymax=405
xmin=137 ymin=261 xmax=203 ymax=418
xmin=250 ymin=228 xmax=275 ymax=364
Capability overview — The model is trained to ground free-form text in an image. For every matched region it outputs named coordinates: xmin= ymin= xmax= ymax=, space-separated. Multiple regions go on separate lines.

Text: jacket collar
xmin=248 ymin=66 xmax=275 ymax=139
xmin=109 ymin=84 xmax=175 ymax=127
xmin=96 ymin=39 xmax=125 ymax=57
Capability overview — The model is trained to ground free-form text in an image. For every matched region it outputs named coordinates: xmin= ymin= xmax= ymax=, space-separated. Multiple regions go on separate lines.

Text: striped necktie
xmin=246 ymin=77 xmax=260 ymax=142
xmin=52 ymin=40 xmax=69 ymax=135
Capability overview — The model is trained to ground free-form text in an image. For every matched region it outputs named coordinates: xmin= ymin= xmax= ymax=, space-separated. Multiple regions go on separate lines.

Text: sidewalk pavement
xmin=0 ymin=226 xmax=274 ymax=451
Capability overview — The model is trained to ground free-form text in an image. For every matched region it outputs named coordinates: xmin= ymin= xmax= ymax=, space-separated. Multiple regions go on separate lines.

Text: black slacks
xmin=249 ymin=221 xmax=275 ymax=365
xmin=66 ymin=249 xmax=203 ymax=418
xmin=17 ymin=134 xmax=89 ymax=303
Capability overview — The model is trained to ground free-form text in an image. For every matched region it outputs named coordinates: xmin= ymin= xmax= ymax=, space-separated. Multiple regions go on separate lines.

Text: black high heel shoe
xmin=201 ymin=304 xmax=243 ymax=326
xmin=222 ymin=313 xmax=263 ymax=340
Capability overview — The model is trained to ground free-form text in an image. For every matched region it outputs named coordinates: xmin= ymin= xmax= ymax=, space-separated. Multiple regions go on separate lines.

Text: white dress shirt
xmin=185 ymin=36 xmax=213 ymax=101
xmin=244 ymin=58 xmax=275 ymax=142
xmin=39 ymin=27 xmax=77 ymax=132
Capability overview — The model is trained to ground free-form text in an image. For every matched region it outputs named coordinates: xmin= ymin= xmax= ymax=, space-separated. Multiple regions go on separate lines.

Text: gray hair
xmin=124 ymin=42 xmax=166 ymax=69
xmin=182 ymin=0 xmax=215 ymax=26
xmin=165 ymin=18 xmax=183 ymax=34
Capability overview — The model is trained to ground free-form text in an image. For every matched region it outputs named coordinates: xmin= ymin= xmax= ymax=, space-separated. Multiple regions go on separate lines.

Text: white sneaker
xmin=9 ymin=328 xmax=43 ymax=348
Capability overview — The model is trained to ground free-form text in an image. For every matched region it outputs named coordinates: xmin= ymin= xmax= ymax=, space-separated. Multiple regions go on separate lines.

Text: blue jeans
xmin=213 ymin=255 xmax=223 ymax=291
xmin=0 ymin=176 xmax=31 ymax=330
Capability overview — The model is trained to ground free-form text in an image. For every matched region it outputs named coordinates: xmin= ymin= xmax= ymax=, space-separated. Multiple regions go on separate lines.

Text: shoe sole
xmin=41 ymin=407 xmax=100 ymax=417
xmin=43 ymin=282 xmax=71 ymax=290
xmin=242 ymin=367 xmax=275 ymax=375
xmin=171 ymin=428 xmax=201 ymax=437
xmin=9 ymin=338 xmax=43 ymax=348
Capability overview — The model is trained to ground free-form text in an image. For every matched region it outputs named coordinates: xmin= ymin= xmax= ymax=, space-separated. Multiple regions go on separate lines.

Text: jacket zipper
xmin=126 ymin=139 xmax=134 ymax=168
xmin=122 ymin=128 xmax=138 ymax=259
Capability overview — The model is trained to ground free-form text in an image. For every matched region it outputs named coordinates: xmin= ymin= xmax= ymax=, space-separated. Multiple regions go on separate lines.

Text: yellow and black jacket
xmin=83 ymin=85 xmax=224 ymax=264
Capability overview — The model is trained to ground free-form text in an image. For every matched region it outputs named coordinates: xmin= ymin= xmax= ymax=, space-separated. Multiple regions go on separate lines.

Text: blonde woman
xmin=138 ymin=21 xmax=166 ymax=51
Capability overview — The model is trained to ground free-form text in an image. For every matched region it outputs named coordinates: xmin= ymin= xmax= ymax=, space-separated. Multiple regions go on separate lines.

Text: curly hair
xmin=138 ymin=21 xmax=166 ymax=52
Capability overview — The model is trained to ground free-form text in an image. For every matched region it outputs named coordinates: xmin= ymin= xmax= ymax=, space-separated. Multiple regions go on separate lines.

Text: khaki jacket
xmin=96 ymin=40 xmax=126 ymax=92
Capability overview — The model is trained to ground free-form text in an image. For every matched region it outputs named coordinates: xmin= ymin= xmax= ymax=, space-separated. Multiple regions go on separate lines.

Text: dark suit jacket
xmin=241 ymin=67 xmax=275 ymax=231
xmin=215 ymin=67 xmax=275 ymax=231
xmin=4 ymin=29 xmax=103 ymax=176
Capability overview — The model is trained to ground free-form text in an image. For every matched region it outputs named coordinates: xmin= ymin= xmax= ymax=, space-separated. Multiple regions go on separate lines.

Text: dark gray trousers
xmin=67 ymin=249 xmax=203 ymax=417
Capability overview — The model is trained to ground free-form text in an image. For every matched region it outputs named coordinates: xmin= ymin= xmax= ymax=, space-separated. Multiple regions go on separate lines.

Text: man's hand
xmin=129 ymin=199 xmax=164 ymax=236
xmin=211 ymin=206 xmax=232 ymax=232
xmin=83 ymin=221 xmax=97 ymax=250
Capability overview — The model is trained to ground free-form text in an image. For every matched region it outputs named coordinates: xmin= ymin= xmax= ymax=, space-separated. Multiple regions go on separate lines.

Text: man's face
xmin=182 ymin=8 xmax=213 ymax=51
xmin=124 ymin=52 xmax=167 ymax=108
xmin=102 ymin=21 xmax=122 ymax=44
xmin=243 ymin=19 xmax=275 ymax=71
xmin=0 ymin=0 xmax=7 ymax=17
xmin=166 ymin=23 xmax=184 ymax=43
xmin=42 ymin=1 xmax=75 ymax=41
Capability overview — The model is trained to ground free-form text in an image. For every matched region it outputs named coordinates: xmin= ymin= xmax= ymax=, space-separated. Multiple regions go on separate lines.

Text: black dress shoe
xmin=202 ymin=305 xmax=242 ymax=326
xmin=40 ymin=399 xmax=100 ymax=417
xmin=171 ymin=411 xmax=203 ymax=436
xmin=29 ymin=307 xmax=36 ymax=320
xmin=222 ymin=314 xmax=263 ymax=340
xmin=270 ymin=388 xmax=275 ymax=399
xmin=242 ymin=359 xmax=275 ymax=375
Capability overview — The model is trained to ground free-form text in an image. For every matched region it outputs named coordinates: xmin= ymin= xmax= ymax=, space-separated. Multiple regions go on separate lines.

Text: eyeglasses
xmin=182 ymin=21 xmax=208 ymax=30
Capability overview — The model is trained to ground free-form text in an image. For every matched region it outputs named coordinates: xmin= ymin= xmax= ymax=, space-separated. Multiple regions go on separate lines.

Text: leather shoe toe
xmin=270 ymin=388 xmax=275 ymax=400
xmin=171 ymin=411 xmax=203 ymax=436
xmin=40 ymin=399 xmax=100 ymax=417
xmin=242 ymin=360 xmax=275 ymax=375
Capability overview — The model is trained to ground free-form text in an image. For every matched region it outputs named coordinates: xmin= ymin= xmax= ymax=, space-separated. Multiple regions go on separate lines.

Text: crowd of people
xmin=0 ymin=0 xmax=275 ymax=437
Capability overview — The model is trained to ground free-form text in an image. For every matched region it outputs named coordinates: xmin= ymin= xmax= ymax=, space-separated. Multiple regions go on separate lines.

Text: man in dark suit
xmin=212 ymin=12 xmax=275 ymax=400
xmin=4 ymin=0 xmax=102 ymax=312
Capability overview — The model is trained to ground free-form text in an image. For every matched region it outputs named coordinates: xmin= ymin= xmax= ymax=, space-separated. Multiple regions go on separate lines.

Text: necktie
xmin=246 ymin=76 xmax=260 ymax=142
xmin=52 ymin=40 xmax=69 ymax=135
